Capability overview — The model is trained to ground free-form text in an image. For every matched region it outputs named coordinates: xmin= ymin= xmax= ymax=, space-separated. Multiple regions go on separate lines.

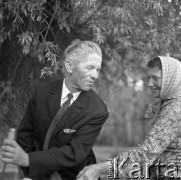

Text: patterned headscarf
xmin=145 ymin=56 xmax=181 ymax=118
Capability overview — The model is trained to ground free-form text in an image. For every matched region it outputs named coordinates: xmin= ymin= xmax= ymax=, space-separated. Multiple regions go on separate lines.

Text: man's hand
xmin=76 ymin=162 xmax=108 ymax=180
xmin=1 ymin=139 xmax=29 ymax=167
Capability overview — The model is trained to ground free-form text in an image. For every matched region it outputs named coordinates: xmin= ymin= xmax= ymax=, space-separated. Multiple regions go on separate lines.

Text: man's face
xmin=69 ymin=53 xmax=102 ymax=92
xmin=147 ymin=67 xmax=162 ymax=98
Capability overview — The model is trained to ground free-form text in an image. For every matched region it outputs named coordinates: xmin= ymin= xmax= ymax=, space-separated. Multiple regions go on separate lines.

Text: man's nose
xmin=91 ymin=70 xmax=99 ymax=80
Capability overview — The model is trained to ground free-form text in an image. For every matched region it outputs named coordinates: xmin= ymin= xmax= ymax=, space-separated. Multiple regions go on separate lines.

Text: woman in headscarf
xmin=77 ymin=56 xmax=181 ymax=180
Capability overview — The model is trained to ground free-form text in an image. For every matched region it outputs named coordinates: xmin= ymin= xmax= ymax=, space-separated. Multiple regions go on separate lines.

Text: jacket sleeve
xmin=114 ymin=102 xmax=181 ymax=179
xmin=17 ymin=90 xmax=37 ymax=152
xmin=27 ymin=111 xmax=108 ymax=178
xmin=16 ymin=90 xmax=37 ymax=176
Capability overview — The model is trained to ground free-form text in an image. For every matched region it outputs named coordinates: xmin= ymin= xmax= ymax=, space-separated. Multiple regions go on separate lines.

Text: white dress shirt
xmin=60 ymin=79 xmax=81 ymax=107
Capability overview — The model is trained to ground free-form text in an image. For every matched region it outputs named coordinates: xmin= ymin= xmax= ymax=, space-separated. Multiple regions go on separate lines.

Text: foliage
xmin=1 ymin=0 xmax=181 ymax=145
xmin=0 ymin=0 xmax=75 ymax=126
xmin=75 ymin=0 xmax=181 ymax=76
xmin=2 ymin=0 xmax=181 ymax=82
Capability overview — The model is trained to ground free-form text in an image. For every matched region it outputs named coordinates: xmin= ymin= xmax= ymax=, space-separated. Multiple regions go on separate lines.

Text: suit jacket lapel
xmin=48 ymin=80 xmax=63 ymax=121
xmin=52 ymin=91 xmax=86 ymax=137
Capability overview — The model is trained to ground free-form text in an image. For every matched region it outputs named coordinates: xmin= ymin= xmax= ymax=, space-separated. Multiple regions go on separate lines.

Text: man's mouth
xmin=87 ymin=81 xmax=94 ymax=85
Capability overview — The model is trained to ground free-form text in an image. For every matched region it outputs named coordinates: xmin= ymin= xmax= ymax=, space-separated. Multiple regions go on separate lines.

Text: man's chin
xmin=83 ymin=86 xmax=91 ymax=91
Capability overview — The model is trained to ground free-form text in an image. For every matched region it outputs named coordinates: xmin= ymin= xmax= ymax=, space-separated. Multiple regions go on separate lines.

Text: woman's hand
xmin=76 ymin=162 xmax=108 ymax=180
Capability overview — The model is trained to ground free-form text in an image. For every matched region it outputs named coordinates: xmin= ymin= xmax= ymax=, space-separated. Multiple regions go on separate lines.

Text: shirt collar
xmin=62 ymin=79 xmax=81 ymax=101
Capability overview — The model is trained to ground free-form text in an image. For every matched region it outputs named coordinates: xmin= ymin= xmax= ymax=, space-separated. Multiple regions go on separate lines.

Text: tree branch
xmin=43 ymin=0 xmax=58 ymax=43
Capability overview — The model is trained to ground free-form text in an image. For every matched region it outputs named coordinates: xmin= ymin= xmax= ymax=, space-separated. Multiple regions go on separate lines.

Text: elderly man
xmin=1 ymin=40 xmax=109 ymax=180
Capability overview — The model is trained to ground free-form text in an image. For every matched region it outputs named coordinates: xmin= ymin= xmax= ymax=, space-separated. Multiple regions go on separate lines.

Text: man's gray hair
xmin=64 ymin=39 xmax=102 ymax=62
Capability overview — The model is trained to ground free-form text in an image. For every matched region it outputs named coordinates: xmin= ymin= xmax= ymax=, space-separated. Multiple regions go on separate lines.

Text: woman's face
xmin=148 ymin=67 xmax=162 ymax=98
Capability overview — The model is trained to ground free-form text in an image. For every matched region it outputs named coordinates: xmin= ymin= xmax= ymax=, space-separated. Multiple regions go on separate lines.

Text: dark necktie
xmin=43 ymin=93 xmax=73 ymax=150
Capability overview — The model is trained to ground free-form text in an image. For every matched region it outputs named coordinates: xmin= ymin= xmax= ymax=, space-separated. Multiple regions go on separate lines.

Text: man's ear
xmin=64 ymin=59 xmax=74 ymax=73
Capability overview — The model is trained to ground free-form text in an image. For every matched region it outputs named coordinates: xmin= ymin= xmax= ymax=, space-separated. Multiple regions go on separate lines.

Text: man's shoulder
xmin=87 ymin=89 xmax=105 ymax=103
xmin=86 ymin=89 xmax=108 ymax=113
xmin=37 ymin=79 xmax=62 ymax=91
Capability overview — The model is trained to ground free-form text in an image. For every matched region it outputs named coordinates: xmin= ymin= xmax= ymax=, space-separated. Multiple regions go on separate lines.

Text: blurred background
xmin=1 ymin=0 xmax=181 ymax=179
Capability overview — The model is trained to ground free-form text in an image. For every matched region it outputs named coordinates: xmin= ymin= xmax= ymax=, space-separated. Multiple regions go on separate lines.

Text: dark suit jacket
xmin=17 ymin=79 xmax=109 ymax=180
